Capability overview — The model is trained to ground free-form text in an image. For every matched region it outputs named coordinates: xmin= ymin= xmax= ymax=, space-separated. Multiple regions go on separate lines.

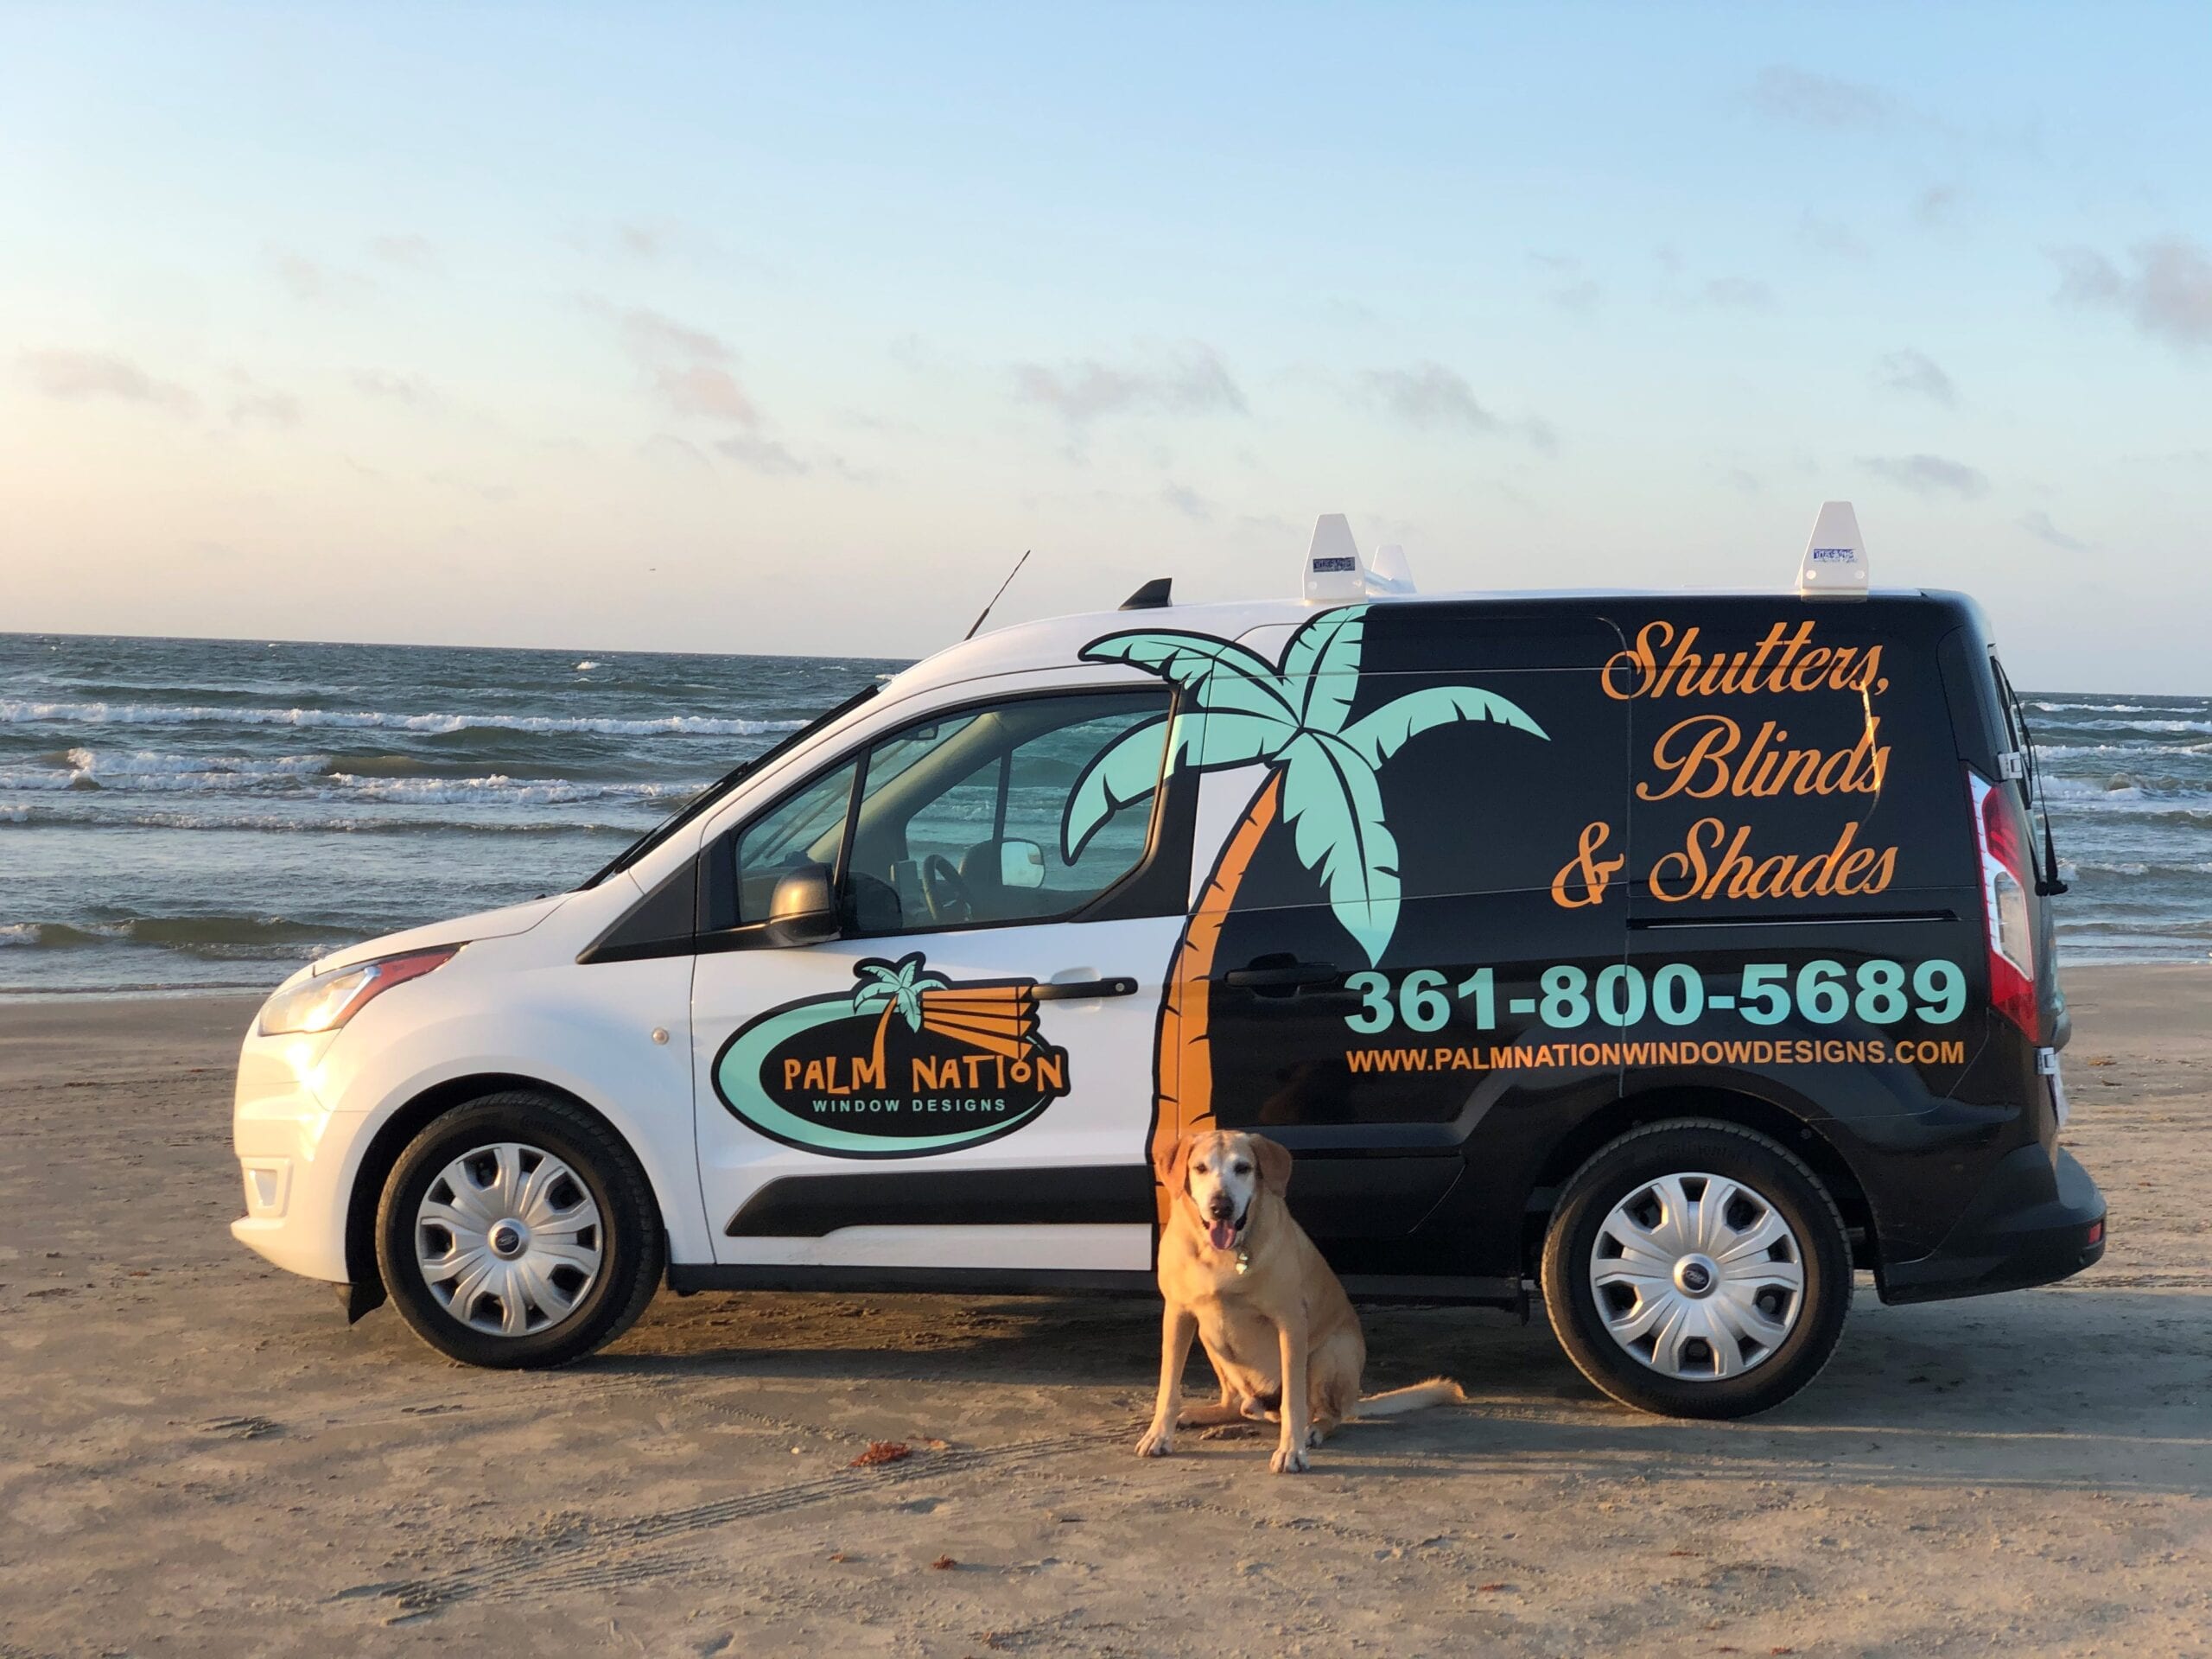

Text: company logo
xmin=1808 ymin=545 xmax=1856 ymax=563
xmin=711 ymin=952 xmax=1072 ymax=1158
xmin=1310 ymin=555 xmax=1358 ymax=573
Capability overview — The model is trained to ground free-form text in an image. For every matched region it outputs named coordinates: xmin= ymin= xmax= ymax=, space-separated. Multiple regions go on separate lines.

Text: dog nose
xmin=1208 ymin=1197 xmax=1235 ymax=1219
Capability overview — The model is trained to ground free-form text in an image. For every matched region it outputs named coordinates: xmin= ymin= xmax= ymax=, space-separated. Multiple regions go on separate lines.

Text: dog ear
xmin=1253 ymin=1135 xmax=1293 ymax=1197
xmin=1154 ymin=1133 xmax=1196 ymax=1198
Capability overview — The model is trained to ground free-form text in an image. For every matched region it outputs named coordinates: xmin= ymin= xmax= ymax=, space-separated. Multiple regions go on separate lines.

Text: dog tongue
xmin=1208 ymin=1221 xmax=1238 ymax=1252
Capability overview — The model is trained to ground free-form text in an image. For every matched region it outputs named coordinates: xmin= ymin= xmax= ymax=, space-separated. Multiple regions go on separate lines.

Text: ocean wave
xmin=0 ymin=804 xmax=634 ymax=836
xmin=0 ymin=915 xmax=357 ymax=955
xmin=2054 ymin=716 xmax=2212 ymax=736
xmin=64 ymin=747 xmax=334 ymax=779
xmin=2044 ymin=862 xmax=2212 ymax=889
xmin=326 ymin=772 xmax=694 ymax=805
xmin=0 ymin=697 xmax=805 ymax=738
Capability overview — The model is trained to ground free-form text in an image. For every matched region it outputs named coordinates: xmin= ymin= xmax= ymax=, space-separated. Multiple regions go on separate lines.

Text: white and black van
xmin=232 ymin=505 xmax=2103 ymax=1417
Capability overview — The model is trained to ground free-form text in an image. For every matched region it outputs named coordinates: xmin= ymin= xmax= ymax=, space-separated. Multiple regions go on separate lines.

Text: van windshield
xmin=574 ymin=683 xmax=879 ymax=891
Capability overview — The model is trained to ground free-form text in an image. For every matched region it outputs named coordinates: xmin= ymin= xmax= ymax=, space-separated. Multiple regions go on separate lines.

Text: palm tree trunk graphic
xmin=1149 ymin=771 xmax=1281 ymax=1226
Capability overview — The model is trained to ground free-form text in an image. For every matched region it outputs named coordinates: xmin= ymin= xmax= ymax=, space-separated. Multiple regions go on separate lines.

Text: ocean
xmin=2 ymin=633 xmax=2208 ymax=993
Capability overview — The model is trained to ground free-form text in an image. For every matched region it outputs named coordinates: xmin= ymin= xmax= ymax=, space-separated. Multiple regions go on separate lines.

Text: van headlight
xmin=257 ymin=946 xmax=460 ymax=1036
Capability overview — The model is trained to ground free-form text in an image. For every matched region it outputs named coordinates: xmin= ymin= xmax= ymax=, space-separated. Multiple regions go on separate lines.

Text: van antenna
xmin=963 ymin=549 xmax=1033 ymax=641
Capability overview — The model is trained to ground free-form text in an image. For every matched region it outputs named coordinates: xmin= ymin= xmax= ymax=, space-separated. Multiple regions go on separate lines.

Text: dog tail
xmin=1348 ymin=1376 xmax=1470 ymax=1420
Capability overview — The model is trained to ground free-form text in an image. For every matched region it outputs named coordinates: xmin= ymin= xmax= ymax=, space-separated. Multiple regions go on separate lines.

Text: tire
xmin=374 ymin=1090 xmax=664 ymax=1369
xmin=1541 ymin=1118 xmax=1851 ymax=1420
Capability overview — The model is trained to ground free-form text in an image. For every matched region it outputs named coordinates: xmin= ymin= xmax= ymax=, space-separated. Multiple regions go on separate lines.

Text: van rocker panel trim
xmin=724 ymin=1163 xmax=1154 ymax=1236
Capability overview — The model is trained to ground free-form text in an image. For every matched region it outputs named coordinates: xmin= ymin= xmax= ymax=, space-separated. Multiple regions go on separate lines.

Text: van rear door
xmin=1613 ymin=600 xmax=1989 ymax=1174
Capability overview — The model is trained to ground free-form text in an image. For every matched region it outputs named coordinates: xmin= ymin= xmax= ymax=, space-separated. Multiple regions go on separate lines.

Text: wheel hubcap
xmin=415 ymin=1142 xmax=603 ymax=1338
xmin=1588 ymin=1171 xmax=1805 ymax=1381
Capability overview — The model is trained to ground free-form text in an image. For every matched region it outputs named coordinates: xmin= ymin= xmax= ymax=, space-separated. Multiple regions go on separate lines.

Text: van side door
xmin=1187 ymin=601 xmax=1632 ymax=1286
xmin=689 ymin=682 xmax=1193 ymax=1280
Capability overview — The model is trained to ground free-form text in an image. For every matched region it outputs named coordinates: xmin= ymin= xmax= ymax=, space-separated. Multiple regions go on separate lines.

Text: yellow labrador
xmin=1137 ymin=1128 xmax=1467 ymax=1473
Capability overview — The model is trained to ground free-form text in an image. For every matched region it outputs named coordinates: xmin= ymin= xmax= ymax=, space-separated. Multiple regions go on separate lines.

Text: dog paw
xmin=1135 ymin=1426 xmax=1174 ymax=1459
xmin=1306 ymin=1426 xmax=1323 ymax=1448
xmin=1270 ymin=1441 xmax=1310 ymax=1475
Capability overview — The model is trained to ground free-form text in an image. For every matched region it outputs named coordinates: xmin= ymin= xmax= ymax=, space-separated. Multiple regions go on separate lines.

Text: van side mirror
xmin=999 ymin=838 xmax=1046 ymax=891
xmin=765 ymin=865 xmax=840 ymax=947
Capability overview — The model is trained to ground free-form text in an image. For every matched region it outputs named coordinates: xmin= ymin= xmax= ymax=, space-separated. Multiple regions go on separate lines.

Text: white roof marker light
xmin=1300 ymin=515 xmax=1421 ymax=603
xmin=1797 ymin=499 xmax=1870 ymax=600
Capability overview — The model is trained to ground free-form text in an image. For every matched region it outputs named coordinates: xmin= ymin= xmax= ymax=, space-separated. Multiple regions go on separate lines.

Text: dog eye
xmin=1232 ymin=1161 xmax=1251 ymax=1175
xmin=1193 ymin=1162 xmax=1209 ymax=1173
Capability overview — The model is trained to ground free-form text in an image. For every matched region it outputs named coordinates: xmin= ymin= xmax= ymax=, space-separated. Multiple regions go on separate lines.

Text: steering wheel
xmin=920 ymin=854 xmax=973 ymax=925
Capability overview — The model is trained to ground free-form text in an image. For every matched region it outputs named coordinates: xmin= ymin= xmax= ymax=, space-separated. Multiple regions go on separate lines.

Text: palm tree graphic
xmin=851 ymin=952 xmax=950 ymax=1079
xmin=1060 ymin=603 xmax=1546 ymax=1217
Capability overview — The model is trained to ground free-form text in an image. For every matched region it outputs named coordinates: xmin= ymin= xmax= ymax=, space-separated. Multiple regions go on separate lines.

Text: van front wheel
xmin=374 ymin=1091 xmax=664 ymax=1369
xmin=1541 ymin=1119 xmax=1851 ymax=1419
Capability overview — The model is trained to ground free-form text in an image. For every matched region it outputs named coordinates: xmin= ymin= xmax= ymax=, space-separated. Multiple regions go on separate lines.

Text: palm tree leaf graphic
xmin=1074 ymin=601 xmax=1547 ymax=970
xmin=1280 ymin=730 xmax=1400 ymax=968
xmin=1343 ymin=684 xmax=1548 ymax=768
xmin=1281 ymin=606 xmax=1366 ymax=734
xmin=1060 ymin=712 xmax=1177 ymax=862
xmin=1080 ymin=632 xmax=1300 ymax=728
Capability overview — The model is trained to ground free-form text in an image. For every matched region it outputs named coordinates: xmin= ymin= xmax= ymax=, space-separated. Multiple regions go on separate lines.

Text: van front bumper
xmin=229 ymin=1028 xmax=368 ymax=1284
xmin=1876 ymin=1146 xmax=2106 ymax=1305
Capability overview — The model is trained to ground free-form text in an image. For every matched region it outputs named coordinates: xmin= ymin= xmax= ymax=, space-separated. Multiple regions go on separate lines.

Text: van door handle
xmin=1224 ymin=959 xmax=1341 ymax=991
xmin=1032 ymin=976 xmax=1139 ymax=1001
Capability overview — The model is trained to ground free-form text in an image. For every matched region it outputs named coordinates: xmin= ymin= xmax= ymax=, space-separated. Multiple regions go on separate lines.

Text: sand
xmin=2 ymin=965 xmax=2208 ymax=1657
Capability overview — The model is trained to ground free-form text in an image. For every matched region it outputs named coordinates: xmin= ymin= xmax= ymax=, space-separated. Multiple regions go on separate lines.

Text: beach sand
xmin=3 ymin=966 xmax=2207 ymax=1656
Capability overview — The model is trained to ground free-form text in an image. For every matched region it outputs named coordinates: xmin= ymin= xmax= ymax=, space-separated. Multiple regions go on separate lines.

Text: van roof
xmin=885 ymin=583 xmax=1966 ymax=706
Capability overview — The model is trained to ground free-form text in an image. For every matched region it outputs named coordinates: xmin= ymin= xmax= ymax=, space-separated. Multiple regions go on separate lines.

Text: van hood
xmin=310 ymin=893 xmax=570 ymax=977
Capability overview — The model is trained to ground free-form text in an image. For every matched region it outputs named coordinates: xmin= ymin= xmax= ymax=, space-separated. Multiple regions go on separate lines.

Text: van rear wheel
xmin=1541 ymin=1119 xmax=1851 ymax=1419
xmin=374 ymin=1091 xmax=664 ymax=1369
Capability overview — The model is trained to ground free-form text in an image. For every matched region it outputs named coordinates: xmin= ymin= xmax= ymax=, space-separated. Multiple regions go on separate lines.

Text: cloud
xmin=1914 ymin=185 xmax=1964 ymax=228
xmin=1700 ymin=276 xmax=1775 ymax=311
xmin=1354 ymin=363 xmax=1554 ymax=451
xmin=714 ymin=435 xmax=807 ymax=476
xmin=1875 ymin=348 xmax=1957 ymax=406
xmin=351 ymin=369 xmax=440 ymax=410
xmin=17 ymin=349 xmax=196 ymax=415
xmin=639 ymin=433 xmax=714 ymax=473
xmin=1357 ymin=363 xmax=1501 ymax=433
xmin=228 ymin=389 xmax=302 ymax=428
xmin=1529 ymin=253 xmax=1600 ymax=315
xmin=1797 ymin=214 xmax=1869 ymax=259
xmin=1746 ymin=66 xmax=1893 ymax=130
xmin=2019 ymin=509 xmax=2089 ymax=552
xmin=1160 ymin=481 xmax=1213 ymax=521
xmin=1013 ymin=342 xmax=1245 ymax=425
xmin=268 ymin=250 xmax=372 ymax=302
xmin=605 ymin=306 xmax=759 ymax=424
xmin=370 ymin=234 xmax=438 ymax=270
xmin=2052 ymin=237 xmax=2212 ymax=351
xmin=1859 ymin=453 xmax=1988 ymax=499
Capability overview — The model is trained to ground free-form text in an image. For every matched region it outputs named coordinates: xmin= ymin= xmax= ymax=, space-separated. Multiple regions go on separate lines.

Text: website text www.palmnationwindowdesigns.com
xmin=1346 ymin=1037 xmax=1969 ymax=1073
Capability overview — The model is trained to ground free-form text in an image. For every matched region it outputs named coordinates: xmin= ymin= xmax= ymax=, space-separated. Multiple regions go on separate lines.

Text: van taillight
xmin=1968 ymin=768 xmax=2038 ymax=1039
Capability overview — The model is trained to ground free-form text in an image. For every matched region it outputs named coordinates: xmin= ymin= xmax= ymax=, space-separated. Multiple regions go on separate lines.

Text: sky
xmin=3 ymin=3 xmax=2209 ymax=692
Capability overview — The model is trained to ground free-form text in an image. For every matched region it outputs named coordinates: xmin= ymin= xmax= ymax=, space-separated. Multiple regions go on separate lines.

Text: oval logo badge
xmin=711 ymin=952 xmax=1073 ymax=1158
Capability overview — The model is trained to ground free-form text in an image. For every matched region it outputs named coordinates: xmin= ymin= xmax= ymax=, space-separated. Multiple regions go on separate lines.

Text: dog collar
xmin=1235 ymin=1248 xmax=1251 ymax=1275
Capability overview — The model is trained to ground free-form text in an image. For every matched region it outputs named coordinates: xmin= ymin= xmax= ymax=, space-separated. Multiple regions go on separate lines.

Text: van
xmin=231 ymin=505 xmax=2105 ymax=1418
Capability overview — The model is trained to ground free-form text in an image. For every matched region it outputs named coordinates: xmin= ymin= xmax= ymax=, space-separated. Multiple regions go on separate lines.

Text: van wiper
xmin=575 ymin=683 xmax=880 ymax=891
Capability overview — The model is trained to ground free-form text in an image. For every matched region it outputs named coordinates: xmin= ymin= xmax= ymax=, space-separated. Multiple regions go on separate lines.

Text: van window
xmin=1615 ymin=603 xmax=1977 ymax=909
xmin=734 ymin=760 xmax=857 ymax=924
xmin=846 ymin=690 xmax=1172 ymax=932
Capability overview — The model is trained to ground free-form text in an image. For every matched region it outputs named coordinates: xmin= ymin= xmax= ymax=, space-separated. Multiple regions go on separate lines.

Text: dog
xmin=1136 ymin=1128 xmax=1467 ymax=1473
